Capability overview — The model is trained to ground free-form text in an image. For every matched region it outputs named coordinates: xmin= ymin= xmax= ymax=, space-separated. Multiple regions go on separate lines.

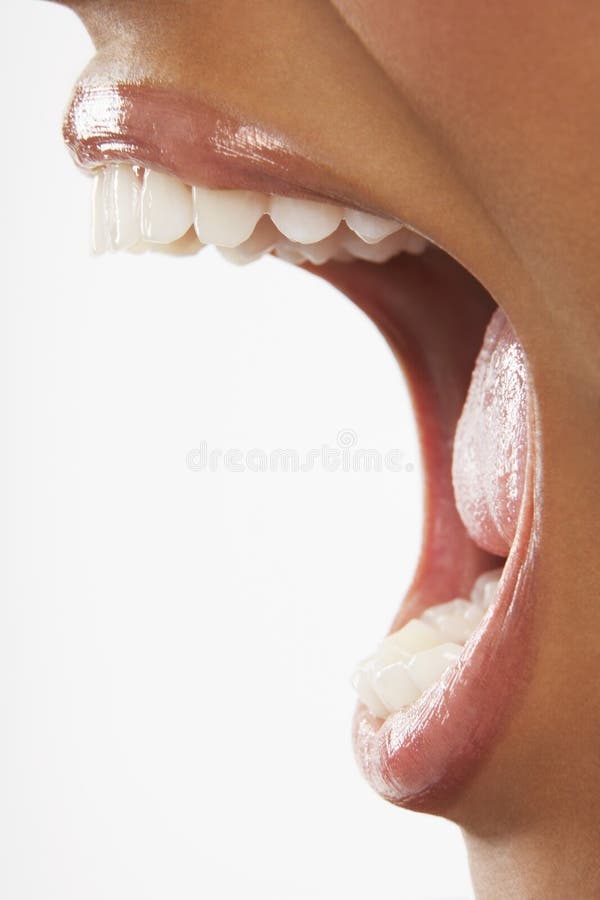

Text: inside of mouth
xmin=90 ymin=161 xmax=517 ymax=721
xmin=319 ymin=246 xmax=512 ymax=722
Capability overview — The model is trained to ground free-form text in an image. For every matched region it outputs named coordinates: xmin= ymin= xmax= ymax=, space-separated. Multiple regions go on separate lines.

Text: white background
xmin=0 ymin=2 xmax=473 ymax=897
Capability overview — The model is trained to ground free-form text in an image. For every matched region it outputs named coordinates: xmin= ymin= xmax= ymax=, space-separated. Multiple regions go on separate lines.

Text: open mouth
xmin=63 ymin=79 xmax=540 ymax=815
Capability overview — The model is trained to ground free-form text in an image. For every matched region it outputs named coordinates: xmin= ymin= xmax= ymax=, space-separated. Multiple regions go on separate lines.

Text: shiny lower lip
xmin=63 ymin=82 xmax=361 ymax=207
xmin=320 ymin=255 xmax=540 ymax=813
xmin=354 ymin=463 xmax=538 ymax=813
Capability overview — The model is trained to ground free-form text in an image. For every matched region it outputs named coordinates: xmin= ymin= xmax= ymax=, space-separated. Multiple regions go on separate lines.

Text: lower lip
xmin=353 ymin=428 xmax=540 ymax=812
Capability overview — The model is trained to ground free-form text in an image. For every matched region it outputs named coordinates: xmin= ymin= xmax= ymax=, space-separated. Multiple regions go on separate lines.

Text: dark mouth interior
xmin=312 ymin=244 xmax=505 ymax=627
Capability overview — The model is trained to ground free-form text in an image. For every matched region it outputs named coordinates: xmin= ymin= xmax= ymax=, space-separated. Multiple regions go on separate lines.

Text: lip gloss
xmin=64 ymin=82 xmax=349 ymax=204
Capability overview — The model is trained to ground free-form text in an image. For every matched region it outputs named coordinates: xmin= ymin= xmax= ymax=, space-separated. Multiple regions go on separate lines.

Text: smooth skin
xmin=53 ymin=2 xmax=600 ymax=897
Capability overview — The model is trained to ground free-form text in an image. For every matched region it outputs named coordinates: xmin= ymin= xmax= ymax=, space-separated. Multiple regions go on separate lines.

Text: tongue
xmin=452 ymin=309 xmax=530 ymax=557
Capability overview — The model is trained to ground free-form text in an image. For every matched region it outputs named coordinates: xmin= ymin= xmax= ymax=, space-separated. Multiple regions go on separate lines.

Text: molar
xmin=351 ymin=660 xmax=390 ymax=719
xmin=340 ymin=225 xmax=410 ymax=263
xmin=471 ymin=568 xmax=503 ymax=609
xmin=374 ymin=661 xmax=421 ymax=711
xmin=406 ymin=643 xmax=462 ymax=693
xmin=422 ymin=598 xmax=485 ymax=644
xmin=352 ymin=566 xmax=504 ymax=719
xmin=374 ymin=619 xmax=441 ymax=664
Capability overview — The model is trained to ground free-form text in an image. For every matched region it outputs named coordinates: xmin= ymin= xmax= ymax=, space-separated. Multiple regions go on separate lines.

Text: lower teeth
xmin=351 ymin=567 xmax=503 ymax=719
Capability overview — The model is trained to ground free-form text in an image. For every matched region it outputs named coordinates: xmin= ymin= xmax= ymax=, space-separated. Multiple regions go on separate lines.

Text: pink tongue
xmin=452 ymin=309 xmax=530 ymax=557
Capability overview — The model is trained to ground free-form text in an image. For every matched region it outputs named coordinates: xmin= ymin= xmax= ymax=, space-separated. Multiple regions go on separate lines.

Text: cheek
xmin=332 ymin=2 xmax=600 ymax=302
xmin=331 ymin=1 xmax=599 ymax=147
xmin=331 ymin=0 xmax=544 ymax=105
xmin=330 ymin=0 xmax=547 ymax=212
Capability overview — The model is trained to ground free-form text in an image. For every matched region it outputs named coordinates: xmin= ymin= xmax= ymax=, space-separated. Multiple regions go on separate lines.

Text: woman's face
xmin=54 ymin=0 xmax=600 ymax=851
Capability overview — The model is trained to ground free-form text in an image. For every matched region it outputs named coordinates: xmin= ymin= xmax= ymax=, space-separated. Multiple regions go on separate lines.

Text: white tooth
xmin=112 ymin=164 xmax=143 ymax=251
xmin=374 ymin=619 xmax=442 ymax=667
xmin=269 ymin=196 xmax=343 ymax=244
xmin=406 ymin=643 xmax=462 ymax=693
xmin=217 ymin=245 xmax=260 ymax=266
xmin=235 ymin=216 xmax=278 ymax=255
xmin=372 ymin=635 xmax=411 ymax=669
xmin=471 ymin=568 xmax=503 ymax=609
xmin=93 ymin=164 xmax=142 ymax=253
xmin=422 ymin=598 xmax=470 ymax=620
xmin=146 ymin=228 xmax=204 ymax=257
xmin=404 ymin=231 xmax=429 ymax=255
xmin=92 ymin=169 xmax=109 ymax=254
xmin=217 ymin=216 xmax=279 ymax=265
xmin=126 ymin=240 xmax=148 ymax=255
xmin=274 ymin=242 xmax=307 ymax=265
xmin=482 ymin=581 xmax=499 ymax=610
xmin=108 ymin=164 xmax=142 ymax=250
xmin=340 ymin=226 xmax=409 ymax=263
xmin=374 ymin=661 xmax=420 ymax=711
xmin=422 ymin=598 xmax=484 ymax=644
xmin=141 ymin=170 xmax=193 ymax=244
xmin=351 ymin=660 xmax=389 ymax=718
xmin=275 ymin=232 xmax=351 ymax=265
xmin=344 ymin=208 xmax=402 ymax=244
xmin=464 ymin=601 xmax=487 ymax=629
xmin=193 ymin=187 xmax=267 ymax=247
xmin=296 ymin=231 xmax=344 ymax=265
xmin=479 ymin=581 xmax=498 ymax=610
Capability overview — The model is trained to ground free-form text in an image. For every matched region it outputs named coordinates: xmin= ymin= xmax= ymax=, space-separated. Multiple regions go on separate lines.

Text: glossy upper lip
xmin=62 ymin=64 xmax=541 ymax=814
xmin=63 ymin=81 xmax=383 ymax=213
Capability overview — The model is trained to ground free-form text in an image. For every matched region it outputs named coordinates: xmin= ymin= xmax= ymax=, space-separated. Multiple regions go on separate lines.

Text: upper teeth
xmin=269 ymin=195 xmax=343 ymax=244
xmin=92 ymin=164 xmax=142 ymax=253
xmin=352 ymin=567 xmax=503 ymax=719
xmin=90 ymin=163 xmax=428 ymax=264
xmin=142 ymin=169 xmax=194 ymax=245
xmin=192 ymin=186 xmax=268 ymax=247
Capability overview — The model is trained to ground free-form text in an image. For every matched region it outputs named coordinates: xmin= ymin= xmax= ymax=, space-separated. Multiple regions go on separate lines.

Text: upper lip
xmin=64 ymin=80 xmax=392 ymax=216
